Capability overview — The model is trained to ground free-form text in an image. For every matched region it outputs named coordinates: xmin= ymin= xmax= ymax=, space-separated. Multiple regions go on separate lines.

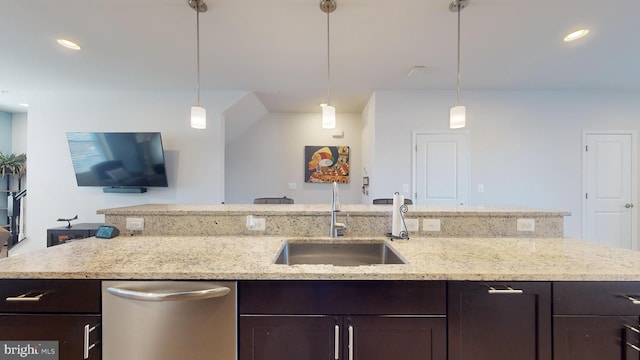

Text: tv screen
xmin=66 ymin=132 xmax=169 ymax=188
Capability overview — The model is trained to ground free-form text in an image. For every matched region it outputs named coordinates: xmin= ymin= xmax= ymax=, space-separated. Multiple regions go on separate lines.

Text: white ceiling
xmin=1 ymin=0 xmax=638 ymax=114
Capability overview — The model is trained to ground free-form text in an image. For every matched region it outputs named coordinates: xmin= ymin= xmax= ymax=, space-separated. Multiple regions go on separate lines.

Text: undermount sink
xmin=274 ymin=240 xmax=407 ymax=266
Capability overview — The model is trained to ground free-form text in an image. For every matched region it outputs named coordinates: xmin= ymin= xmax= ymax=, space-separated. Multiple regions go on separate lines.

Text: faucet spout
xmin=330 ymin=182 xmax=346 ymax=238
xmin=331 ymin=181 xmax=341 ymax=212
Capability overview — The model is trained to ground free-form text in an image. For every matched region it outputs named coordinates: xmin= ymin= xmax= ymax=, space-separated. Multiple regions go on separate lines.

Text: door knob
xmin=626 ymin=203 xmax=634 ymax=208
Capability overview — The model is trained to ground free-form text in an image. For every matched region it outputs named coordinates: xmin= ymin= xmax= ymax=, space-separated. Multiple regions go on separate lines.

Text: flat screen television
xmin=66 ymin=132 xmax=169 ymax=189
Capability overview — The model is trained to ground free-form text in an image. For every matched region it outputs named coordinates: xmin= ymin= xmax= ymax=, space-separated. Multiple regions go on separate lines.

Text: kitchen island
xmin=0 ymin=235 xmax=638 ymax=281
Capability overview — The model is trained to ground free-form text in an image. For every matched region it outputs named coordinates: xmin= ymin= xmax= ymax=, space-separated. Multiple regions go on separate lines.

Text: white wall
xmin=360 ymin=93 xmax=375 ymax=203
xmin=0 ymin=111 xmax=11 ymax=153
xmin=225 ymin=112 xmax=363 ymax=204
xmin=370 ymin=90 xmax=640 ymax=238
xmin=11 ymin=113 xmax=27 ymax=154
xmin=11 ymin=90 xmax=245 ymax=255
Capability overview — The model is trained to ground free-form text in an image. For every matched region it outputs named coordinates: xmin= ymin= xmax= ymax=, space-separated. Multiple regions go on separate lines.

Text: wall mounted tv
xmin=66 ymin=132 xmax=169 ymax=192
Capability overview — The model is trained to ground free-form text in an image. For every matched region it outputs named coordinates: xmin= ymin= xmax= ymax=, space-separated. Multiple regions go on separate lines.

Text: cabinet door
xmin=0 ymin=314 xmax=101 ymax=360
xmin=448 ymin=281 xmax=552 ymax=360
xmin=239 ymin=315 xmax=339 ymax=360
xmin=348 ymin=316 xmax=446 ymax=360
xmin=554 ymin=316 xmax=638 ymax=360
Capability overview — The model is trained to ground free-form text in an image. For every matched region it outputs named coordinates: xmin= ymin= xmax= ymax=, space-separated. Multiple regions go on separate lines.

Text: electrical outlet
xmin=517 ymin=218 xmax=535 ymax=232
xmin=405 ymin=219 xmax=419 ymax=232
xmin=477 ymin=184 xmax=484 ymax=193
xmin=288 ymin=182 xmax=297 ymax=190
xmin=402 ymin=184 xmax=409 ymax=193
xmin=248 ymin=218 xmax=266 ymax=231
xmin=423 ymin=219 xmax=441 ymax=232
xmin=125 ymin=218 xmax=144 ymax=231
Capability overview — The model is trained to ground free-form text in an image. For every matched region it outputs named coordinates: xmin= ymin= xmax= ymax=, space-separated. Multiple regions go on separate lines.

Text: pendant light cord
xmin=196 ymin=2 xmax=201 ymax=106
xmin=456 ymin=2 xmax=461 ymax=106
xmin=326 ymin=10 xmax=331 ymax=106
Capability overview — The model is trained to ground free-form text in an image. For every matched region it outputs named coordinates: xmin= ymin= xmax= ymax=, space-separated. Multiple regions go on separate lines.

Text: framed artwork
xmin=305 ymin=146 xmax=350 ymax=183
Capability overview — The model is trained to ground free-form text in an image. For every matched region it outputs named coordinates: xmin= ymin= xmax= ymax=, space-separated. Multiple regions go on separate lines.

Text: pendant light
xmin=449 ymin=0 xmax=469 ymax=129
xmin=189 ymin=0 xmax=207 ymax=129
xmin=320 ymin=0 xmax=337 ymax=129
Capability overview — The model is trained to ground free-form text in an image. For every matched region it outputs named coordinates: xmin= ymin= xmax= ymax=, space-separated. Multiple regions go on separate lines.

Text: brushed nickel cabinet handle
xmin=627 ymin=342 xmax=640 ymax=352
xmin=6 ymin=292 xmax=47 ymax=302
xmin=83 ymin=324 xmax=99 ymax=359
xmin=621 ymin=295 xmax=640 ymax=304
xmin=625 ymin=324 xmax=640 ymax=353
xmin=487 ymin=285 xmax=524 ymax=294
xmin=624 ymin=324 xmax=640 ymax=334
xmin=334 ymin=325 xmax=340 ymax=360
xmin=348 ymin=325 xmax=354 ymax=360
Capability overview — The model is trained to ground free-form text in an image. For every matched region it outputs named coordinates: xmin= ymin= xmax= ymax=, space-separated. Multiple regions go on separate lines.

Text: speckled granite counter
xmin=0 ymin=235 xmax=638 ymax=281
xmin=98 ymin=204 xmax=570 ymax=238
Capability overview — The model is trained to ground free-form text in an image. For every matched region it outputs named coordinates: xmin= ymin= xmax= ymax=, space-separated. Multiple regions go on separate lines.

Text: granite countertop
xmin=97 ymin=204 xmax=571 ymax=217
xmin=0 ymin=235 xmax=638 ymax=281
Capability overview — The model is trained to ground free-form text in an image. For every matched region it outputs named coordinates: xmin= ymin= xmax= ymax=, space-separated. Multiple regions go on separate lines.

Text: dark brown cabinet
xmin=554 ymin=282 xmax=640 ymax=360
xmin=0 ymin=279 xmax=101 ymax=360
xmin=239 ymin=281 xmax=446 ymax=360
xmin=448 ymin=281 xmax=552 ymax=360
xmin=240 ymin=315 xmax=338 ymax=360
xmin=346 ymin=315 xmax=445 ymax=360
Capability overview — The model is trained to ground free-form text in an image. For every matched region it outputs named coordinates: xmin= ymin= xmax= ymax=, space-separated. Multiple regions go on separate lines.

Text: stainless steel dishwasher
xmin=102 ymin=281 xmax=237 ymax=360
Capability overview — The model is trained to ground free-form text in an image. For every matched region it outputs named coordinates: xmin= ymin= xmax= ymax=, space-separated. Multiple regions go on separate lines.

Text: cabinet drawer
xmin=0 ymin=279 xmax=100 ymax=313
xmin=239 ymin=280 xmax=446 ymax=315
xmin=554 ymin=282 xmax=640 ymax=315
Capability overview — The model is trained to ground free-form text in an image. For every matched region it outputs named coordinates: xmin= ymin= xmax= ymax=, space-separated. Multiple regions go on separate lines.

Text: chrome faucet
xmin=330 ymin=182 xmax=347 ymax=237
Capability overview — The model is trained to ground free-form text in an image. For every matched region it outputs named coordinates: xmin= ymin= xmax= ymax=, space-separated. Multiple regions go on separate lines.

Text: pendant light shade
xmin=191 ymin=106 xmax=207 ymax=129
xmin=320 ymin=0 xmax=337 ymax=129
xmin=188 ymin=0 xmax=207 ymax=129
xmin=449 ymin=0 xmax=469 ymax=129
xmin=321 ymin=104 xmax=336 ymax=129
xmin=450 ymin=105 xmax=466 ymax=129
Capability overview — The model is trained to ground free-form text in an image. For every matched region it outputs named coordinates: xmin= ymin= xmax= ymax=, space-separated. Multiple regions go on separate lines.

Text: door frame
xmin=411 ymin=130 xmax=470 ymax=205
xmin=581 ymin=130 xmax=638 ymax=249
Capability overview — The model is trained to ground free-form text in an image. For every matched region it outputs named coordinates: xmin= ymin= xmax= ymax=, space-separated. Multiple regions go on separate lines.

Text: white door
xmin=414 ymin=132 xmax=469 ymax=205
xmin=583 ymin=132 xmax=637 ymax=249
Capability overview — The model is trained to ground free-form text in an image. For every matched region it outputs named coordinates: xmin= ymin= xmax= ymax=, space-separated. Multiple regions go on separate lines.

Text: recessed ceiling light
xmin=563 ymin=29 xmax=589 ymax=42
xmin=57 ymin=39 xmax=82 ymax=50
xmin=18 ymin=103 xmax=29 ymax=108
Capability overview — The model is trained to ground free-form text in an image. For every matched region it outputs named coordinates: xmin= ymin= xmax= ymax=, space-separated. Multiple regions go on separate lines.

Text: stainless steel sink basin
xmin=274 ymin=241 xmax=407 ymax=266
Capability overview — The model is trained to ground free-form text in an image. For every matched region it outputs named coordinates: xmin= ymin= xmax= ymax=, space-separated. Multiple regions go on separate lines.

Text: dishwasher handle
xmin=106 ymin=285 xmax=231 ymax=302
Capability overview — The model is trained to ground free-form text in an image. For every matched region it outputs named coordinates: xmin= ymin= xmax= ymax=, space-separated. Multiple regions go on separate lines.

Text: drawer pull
xmin=487 ymin=285 xmax=523 ymax=294
xmin=6 ymin=292 xmax=47 ymax=302
xmin=84 ymin=324 xmax=100 ymax=359
xmin=621 ymin=295 xmax=640 ymax=304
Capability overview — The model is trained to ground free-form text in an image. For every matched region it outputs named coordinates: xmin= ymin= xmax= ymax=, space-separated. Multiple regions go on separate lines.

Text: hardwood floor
xmin=1 ymin=242 xmax=7 ymax=258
